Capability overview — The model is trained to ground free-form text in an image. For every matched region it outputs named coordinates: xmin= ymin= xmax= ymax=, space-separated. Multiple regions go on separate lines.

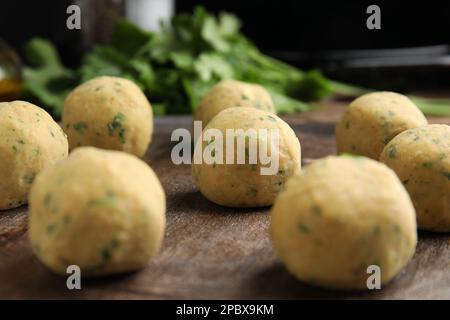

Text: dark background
xmin=1 ymin=0 xmax=450 ymax=90
xmin=179 ymin=1 xmax=450 ymax=51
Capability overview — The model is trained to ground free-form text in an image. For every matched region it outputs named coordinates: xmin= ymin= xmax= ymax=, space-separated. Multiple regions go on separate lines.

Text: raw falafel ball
xmin=62 ymin=76 xmax=153 ymax=157
xmin=336 ymin=92 xmax=427 ymax=159
xmin=0 ymin=101 xmax=68 ymax=210
xmin=29 ymin=147 xmax=166 ymax=276
xmin=380 ymin=124 xmax=450 ymax=232
xmin=270 ymin=155 xmax=417 ymax=289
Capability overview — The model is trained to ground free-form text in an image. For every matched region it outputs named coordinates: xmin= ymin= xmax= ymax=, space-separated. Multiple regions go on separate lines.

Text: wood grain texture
xmin=0 ymin=102 xmax=449 ymax=299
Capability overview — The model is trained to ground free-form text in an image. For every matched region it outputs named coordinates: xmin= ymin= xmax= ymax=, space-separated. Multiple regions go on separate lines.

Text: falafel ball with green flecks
xmin=336 ymin=92 xmax=427 ymax=159
xmin=194 ymin=80 xmax=276 ymax=128
xmin=28 ymin=147 xmax=166 ymax=276
xmin=270 ymin=155 xmax=417 ymax=290
xmin=380 ymin=124 xmax=450 ymax=232
xmin=62 ymin=76 xmax=153 ymax=157
xmin=0 ymin=100 xmax=68 ymax=210
xmin=192 ymin=107 xmax=301 ymax=207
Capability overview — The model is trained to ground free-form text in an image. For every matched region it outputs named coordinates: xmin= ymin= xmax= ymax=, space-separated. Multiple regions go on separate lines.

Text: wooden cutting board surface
xmin=1 ymin=102 xmax=449 ymax=299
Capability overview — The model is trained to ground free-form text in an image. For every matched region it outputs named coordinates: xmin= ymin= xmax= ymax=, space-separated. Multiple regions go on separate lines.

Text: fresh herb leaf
xmin=22 ymin=38 xmax=77 ymax=118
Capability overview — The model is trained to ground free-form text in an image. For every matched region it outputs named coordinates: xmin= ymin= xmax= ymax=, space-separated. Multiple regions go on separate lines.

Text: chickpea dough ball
xmin=336 ymin=92 xmax=427 ymax=159
xmin=0 ymin=101 xmax=68 ymax=210
xmin=270 ymin=156 xmax=417 ymax=290
xmin=192 ymin=107 xmax=301 ymax=207
xmin=62 ymin=76 xmax=153 ymax=157
xmin=194 ymin=79 xmax=276 ymax=128
xmin=380 ymin=125 xmax=450 ymax=232
xmin=29 ymin=147 xmax=166 ymax=276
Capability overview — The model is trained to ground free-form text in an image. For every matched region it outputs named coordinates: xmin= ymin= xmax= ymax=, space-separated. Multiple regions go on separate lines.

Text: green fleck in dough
xmin=44 ymin=193 xmax=52 ymax=207
xmin=267 ymin=115 xmax=277 ymax=122
xmin=373 ymin=225 xmax=381 ymax=235
xmin=248 ymin=187 xmax=258 ymax=197
xmin=23 ymin=172 xmax=36 ymax=184
xmin=73 ymin=122 xmax=88 ymax=134
xmin=388 ymin=145 xmax=397 ymax=159
xmin=311 ymin=205 xmax=322 ymax=216
xmin=87 ymin=191 xmax=116 ymax=207
xmin=100 ymin=238 xmax=120 ymax=265
xmin=422 ymin=161 xmax=433 ymax=168
xmin=47 ymin=224 xmax=57 ymax=235
xmin=107 ymin=113 xmax=126 ymax=144
xmin=298 ymin=223 xmax=311 ymax=234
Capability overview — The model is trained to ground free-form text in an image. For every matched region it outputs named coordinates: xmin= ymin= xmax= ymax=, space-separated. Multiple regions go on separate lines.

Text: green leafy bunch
xmin=22 ymin=6 xmax=450 ymax=118
xmin=22 ymin=7 xmax=337 ymax=117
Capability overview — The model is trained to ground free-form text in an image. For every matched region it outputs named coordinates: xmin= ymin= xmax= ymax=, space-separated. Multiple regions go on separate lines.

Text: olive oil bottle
xmin=0 ymin=39 xmax=22 ymax=102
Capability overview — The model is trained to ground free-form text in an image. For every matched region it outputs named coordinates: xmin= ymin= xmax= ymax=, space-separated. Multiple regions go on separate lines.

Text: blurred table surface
xmin=1 ymin=101 xmax=449 ymax=299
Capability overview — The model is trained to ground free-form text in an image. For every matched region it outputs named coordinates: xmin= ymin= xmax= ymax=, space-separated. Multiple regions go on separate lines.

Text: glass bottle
xmin=0 ymin=39 xmax=22 ymax=102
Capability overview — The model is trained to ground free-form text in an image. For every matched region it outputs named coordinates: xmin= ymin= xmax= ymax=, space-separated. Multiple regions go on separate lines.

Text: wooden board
xmin=1 ymin=102 xmax=449 ymax=299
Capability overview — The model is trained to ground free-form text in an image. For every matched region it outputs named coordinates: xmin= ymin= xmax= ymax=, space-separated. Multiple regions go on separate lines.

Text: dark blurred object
xmin=177 ymin=0 xmax=450 ymax=91
xmin=0 ymin=39 xmax=22 ymax=101
xmin=0 ymin=0 xmax=83 ymax=68
xmin=311 ymin=45 xmax=450 ymax=92
xmin=1 ymin=0 xmax=450 ymax=91
xmin=0 ymin=0 xmax=124 ymax=68
xmin=176 ymin=1 xmax=450 ymax=52
xmin=81 ymin=0 xmax=125 ymax=45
